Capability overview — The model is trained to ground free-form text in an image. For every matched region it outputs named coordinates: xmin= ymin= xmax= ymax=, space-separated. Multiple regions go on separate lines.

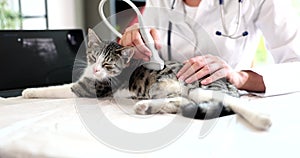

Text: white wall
xmin=47 ymin=0 xmax=84 ymax=29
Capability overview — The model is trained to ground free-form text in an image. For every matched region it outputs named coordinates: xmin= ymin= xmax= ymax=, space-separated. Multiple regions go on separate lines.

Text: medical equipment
xmin=215 ymin=0 xmax=248 ymax=39
xmin=166 ymin=0 xmax=248 ymax=59
xmin=98 ymin=0 xmax=164 ymax=70
xmin=168 ymin=0 xmax=248 ymax=48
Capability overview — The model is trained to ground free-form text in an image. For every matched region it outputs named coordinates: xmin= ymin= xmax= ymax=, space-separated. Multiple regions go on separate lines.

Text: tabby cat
xmin=22 ymin=28 xmax=240 ymax=119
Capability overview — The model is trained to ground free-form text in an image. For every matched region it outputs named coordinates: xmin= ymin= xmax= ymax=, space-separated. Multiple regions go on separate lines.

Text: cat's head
xmin=86 ymin=29 xmax=134 ymax=80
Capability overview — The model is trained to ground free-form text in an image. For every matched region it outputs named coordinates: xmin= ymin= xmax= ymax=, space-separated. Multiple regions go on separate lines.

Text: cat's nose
xmin=93 ymin=66 xmax=101 ymax=73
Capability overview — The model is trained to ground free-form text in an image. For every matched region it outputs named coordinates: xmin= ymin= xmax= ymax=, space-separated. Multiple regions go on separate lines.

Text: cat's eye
xmin=105 ymin=66 xmax=114 ymax=71
xmin=103 ymin=63 xmax=113 ymax=70
xmin=106 ymin=66 xmax=116 ymax=72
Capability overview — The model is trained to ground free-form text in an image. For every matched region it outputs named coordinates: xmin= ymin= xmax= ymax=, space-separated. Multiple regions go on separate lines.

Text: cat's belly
xmin=128 ymin=61 xmax=189 ymax=99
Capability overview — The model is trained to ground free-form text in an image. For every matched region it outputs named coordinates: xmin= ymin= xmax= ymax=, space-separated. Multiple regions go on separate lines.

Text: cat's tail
xmin=189 ymin=89 xmax=272 ymax=131
xmin=181 ymin=101 xmax=234 ymax=120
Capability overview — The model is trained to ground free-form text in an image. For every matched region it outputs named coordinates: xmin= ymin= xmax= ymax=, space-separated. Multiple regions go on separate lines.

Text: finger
xmin=131 ymin=30 xmax=151 ymax=56
xmin=177 ymin=57 xmax=201 ymax=77
xmin=119 ymin=31 xmax=128 ymax=46
xmin=184 ymin=55 xmax=212 ymax=65
xmin=185 ymin=62 xmax=223 ymax=83
xmin=189 ymin=55 xmax=210 ymax=62
xmin=185 ymin=65 xmax=211 ymax=83
xmin=132 ymin=47 xmax=150 ymax=61
xmin=176 ymin=62 xmax=192 ymax=78
xmin=150 ymin=29 xmax=162 ymax=50
xmin=143 ymin=57 xmax=150 ymax=61
xmin=201 ymin=69 xmax=228 ymax=85
xmin=178 ymin=62 xmax=205 ymax=81
xmin=119 ymin=29 xmax=134 ymax=46
xmin=129 ymin=31 xmax=152 ymax=61
xmin=119 ymin=23 xmax=142 ymax=46
xmin=120 ymin=24 xmax=139 ymax=46
xmin=125 ymin=23 xmax=139 ymax=32
xmin=124 ymin=31 xmax=132 ymax=46
xmin=177 ymin=56 xmax=212 ymax=78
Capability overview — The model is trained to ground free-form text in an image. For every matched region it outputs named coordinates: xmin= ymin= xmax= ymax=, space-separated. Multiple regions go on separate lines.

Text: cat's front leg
xmin=22 ymin=83 xmax=77 ymax=99
xmin=134 ymin=97 xmax=191 ymax=115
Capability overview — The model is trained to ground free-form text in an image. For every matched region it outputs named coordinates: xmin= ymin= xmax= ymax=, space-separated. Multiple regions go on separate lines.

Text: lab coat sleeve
xmin=251 ymin=0 xmax=300 ymax=96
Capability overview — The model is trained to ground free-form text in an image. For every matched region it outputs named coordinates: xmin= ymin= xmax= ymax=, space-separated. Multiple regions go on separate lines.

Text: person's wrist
xmin=227 ymin=71 xmax=248 ymax=89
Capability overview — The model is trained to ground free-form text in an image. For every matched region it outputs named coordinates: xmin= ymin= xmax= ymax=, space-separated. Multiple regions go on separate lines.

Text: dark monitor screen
xmin=0 ymin=29 xmax=86 ymax=97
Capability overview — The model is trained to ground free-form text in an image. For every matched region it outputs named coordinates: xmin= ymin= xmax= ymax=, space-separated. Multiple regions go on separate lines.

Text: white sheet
xmin=0 ymin=93 xmax=300 ymax=158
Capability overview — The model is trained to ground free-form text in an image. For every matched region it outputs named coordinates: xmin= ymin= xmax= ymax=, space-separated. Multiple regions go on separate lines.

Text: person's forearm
xmin=229 ymin=70 xmax=266 ymax=92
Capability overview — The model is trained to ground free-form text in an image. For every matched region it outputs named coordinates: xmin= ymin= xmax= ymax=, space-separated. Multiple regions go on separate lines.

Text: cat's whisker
xmin=74 ymin=58 xmax=87 ymax=64
xmin=73 ymin=68 xmax=85 ymax=74
xmin=74 ymin=62 xmax=87 ymax=66
xmin=74 ymin=60 xmax=87 ymax=64
xmin=73 ymin=63 xmax=87 ymax=67
xmin=73 ymin=66 xmax=87 ymax=70
xmin=110 ymin=77 xmax=119 ymax=87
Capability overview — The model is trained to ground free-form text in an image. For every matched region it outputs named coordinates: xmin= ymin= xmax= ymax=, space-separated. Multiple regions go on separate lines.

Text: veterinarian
xmin=119 ymin=0 xmax=300 ymax=96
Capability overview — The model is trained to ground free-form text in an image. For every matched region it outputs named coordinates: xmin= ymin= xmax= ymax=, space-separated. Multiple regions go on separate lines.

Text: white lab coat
xmin=142 ymin=0 xmax=300 ymax=96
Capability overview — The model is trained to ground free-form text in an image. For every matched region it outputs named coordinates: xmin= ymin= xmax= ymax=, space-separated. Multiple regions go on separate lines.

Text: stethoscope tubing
xmin=216 ymin=0 xmax=248 ymax=39
xmin=220 ymin=0 xmax=241 ymax=36
xmin=167 ymin=0 xmax=248 ymax=58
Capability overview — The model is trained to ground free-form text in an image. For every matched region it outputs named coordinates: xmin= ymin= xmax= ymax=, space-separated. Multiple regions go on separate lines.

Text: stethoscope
xmin=168 ymin=0 xmax=248 ymax=55
xmin=215 ymin=0 xmax=248 ymax=39
xmin=167 ymin=0 xmax=248 ymax=59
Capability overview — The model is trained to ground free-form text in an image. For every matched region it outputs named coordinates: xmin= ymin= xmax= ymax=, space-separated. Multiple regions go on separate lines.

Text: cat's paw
xmin=22 ymin=88 xmax=39 ymax=98
xmin=134 ymin=100 xmax=151 ymax=115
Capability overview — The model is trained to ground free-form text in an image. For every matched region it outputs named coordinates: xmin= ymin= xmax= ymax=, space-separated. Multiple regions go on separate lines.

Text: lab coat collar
xmin=173 ymin=0 xmax=217 ymax=11
xmin=171 ymin=0 xmax=218 ymax=19
xmin=206 ymin=0 xmax=217 ymax=7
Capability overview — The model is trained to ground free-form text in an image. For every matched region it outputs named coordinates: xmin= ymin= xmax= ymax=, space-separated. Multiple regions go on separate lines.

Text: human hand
xmin=227 ymin=70 xmax=266 ymax=92
xmin=119 ymin=23 xmax=161 ymax=61
xmin=176 ymin=55 xmax=233 ymax=85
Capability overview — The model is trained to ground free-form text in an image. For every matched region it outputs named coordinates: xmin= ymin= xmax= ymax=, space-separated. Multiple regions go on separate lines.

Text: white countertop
xmin=0 ymin=93 xmax=299 ymax=158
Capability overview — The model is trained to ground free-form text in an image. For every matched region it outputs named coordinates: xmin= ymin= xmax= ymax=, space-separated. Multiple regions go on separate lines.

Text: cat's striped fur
xmin=22 ymin=28 xmax=240 ymax=119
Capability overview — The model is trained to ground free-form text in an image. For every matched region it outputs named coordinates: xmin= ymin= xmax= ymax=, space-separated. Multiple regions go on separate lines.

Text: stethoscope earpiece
xmin=242 ymin=31 xmax=248 ymax=36
xmin=216 ymin=31 xmax=222 ymax=36
xmin=216 ymin=30 xmax=248 ymax=39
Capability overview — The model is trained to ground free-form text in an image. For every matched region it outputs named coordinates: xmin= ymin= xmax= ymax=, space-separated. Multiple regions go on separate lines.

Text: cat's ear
xmin=119 ymin=47 xmax=135 ymax=64
xmin=87 ymin=28 xmax=105 ymax=48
